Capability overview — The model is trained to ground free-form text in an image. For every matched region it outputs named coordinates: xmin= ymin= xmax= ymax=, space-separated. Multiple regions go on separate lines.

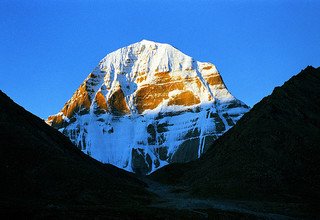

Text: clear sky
xmin=1 ymin=0 xmax=320 ymax=118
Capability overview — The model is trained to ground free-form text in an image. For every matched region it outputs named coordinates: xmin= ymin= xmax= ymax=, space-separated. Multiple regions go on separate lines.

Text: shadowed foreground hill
xmin=151 ymin=66 xmax=320 ymax=213
xmin=0 ymin=90 xmax=155 ymax=218
xmin=0 ymin=91 xmax=274 ymax=219
xmin=0 ymin=90 xmax=277 ymax=220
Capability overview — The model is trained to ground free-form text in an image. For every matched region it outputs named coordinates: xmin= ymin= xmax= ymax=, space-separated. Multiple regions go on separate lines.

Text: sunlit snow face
xmin=47 ymin=40 xmax=250 ymax=175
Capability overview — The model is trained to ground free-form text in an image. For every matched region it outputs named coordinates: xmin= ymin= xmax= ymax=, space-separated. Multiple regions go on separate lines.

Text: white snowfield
xmin=47 ymin=40 xmax=249 ymax=175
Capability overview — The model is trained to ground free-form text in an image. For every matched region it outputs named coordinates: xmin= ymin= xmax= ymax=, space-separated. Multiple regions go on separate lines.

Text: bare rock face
xmin=47 ymin=40 xmax=249 ymax=174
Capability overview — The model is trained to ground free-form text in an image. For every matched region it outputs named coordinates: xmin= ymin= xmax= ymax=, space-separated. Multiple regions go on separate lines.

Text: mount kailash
xmin=47 ymin=40 xmax=249 ymax=175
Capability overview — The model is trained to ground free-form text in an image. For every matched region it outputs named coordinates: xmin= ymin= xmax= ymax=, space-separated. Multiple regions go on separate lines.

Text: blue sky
xmin=1 ymin=0 xmax=320 ymax=118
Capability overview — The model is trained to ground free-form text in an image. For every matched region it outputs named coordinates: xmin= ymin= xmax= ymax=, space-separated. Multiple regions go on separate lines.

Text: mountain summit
xmin=47 ymin=40 xmax=249 ymax=174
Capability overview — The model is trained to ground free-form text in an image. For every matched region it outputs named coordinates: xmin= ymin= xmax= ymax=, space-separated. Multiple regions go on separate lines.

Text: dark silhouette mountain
xmin=0 ymin=90 xmax=262 ymax=220
xmin=151 ymin=66 xmax=320 ymax=217
xmin=0 ymin=90 xmax=156 ymax=218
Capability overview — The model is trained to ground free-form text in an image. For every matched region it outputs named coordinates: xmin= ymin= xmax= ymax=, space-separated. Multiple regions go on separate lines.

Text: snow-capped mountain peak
xmin=47 ymin=40 xmax=249 ymax=175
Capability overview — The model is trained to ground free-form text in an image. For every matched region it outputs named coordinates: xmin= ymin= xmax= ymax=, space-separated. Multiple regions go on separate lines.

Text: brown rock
xmin=204 ymin=74 xmax=223 ymax=86
xmin=108 ymin=86 xmax=130 ymax=116
xmin=61 ymin=83 xmax=91 ymax=118
xmin=202 ymin=65 xmax=213 ymax=70
xmin=94 ymin=91 xmax=108 ymax=111
xmin=135 ymin=81 xmax=185 ymax=113
xmin=168 ymin=90 xmax=200 ymax=106
xmin=47 ymin=114 xmax=64 ymax=129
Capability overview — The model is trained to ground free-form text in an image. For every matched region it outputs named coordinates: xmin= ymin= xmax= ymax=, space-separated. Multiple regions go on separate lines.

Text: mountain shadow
xmin=0 ymin=90 xmax=271 ymax=219
xmin=0 ymin=90 xmax=155 ymax=218
xmin=151 ymin=66 xmax=320 ymax=218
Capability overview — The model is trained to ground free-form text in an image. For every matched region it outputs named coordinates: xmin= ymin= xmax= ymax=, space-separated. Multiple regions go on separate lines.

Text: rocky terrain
xmin=0 ymin=90 xmax=270 ymax=219
xmin=0 ymin=90 xmax=153 ymax=218
xmin=47 ymin=40 xmax=249 ymax=175
xmin=151 ymin=66 xmax=320 ymax=219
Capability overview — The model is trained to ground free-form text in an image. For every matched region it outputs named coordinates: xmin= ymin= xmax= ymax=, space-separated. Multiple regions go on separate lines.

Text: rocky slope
xmin=47 ymin=40 xmax=249 ymax=175
xmin=0 ymin=90 xmax=266 ymax=219
xmin=151 ymin=66 xmax=320 ymax=218
xmin=0 ymin=90 xmax=154 ymax=218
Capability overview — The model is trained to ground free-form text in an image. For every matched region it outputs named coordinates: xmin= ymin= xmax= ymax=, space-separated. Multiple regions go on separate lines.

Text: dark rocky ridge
xmin=0 ymin=90 xmax=154 ymax=218
xmin=151 ymin=66 xmax=320 ymax=217
xmin=0 ymin=90 xmax=268 ymax=219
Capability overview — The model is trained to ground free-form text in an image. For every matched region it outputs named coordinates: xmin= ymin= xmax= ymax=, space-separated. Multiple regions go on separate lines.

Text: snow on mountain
xmin=47 ymin=40 xmax=249 ymax=175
